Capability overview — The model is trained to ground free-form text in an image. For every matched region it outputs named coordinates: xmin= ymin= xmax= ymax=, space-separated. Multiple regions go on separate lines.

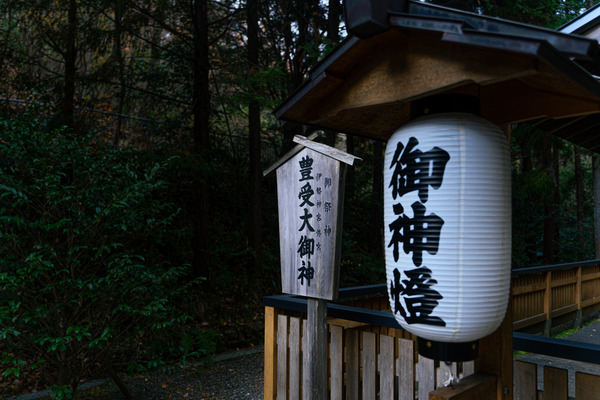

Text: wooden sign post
xmin=266 ymin=134 xmax=360 ymax=399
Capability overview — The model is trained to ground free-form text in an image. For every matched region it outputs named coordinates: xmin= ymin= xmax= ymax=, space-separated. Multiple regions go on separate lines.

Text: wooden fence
xmin=264 ymin=260 xmax=600 ymax=400
xmin=514 ymin=361 xmax=600 ymax=400
xmin=512 ymin=261 xmax=600 ymax=333
xmin=267 ymin=308 xmax=479 ymax=400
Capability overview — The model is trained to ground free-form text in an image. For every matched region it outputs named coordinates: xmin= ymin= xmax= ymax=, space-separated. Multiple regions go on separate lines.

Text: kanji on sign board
xmin=268 ymin=135 xmax=360 ymax=300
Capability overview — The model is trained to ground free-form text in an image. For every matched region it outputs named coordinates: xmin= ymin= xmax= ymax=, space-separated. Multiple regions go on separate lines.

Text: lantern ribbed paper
xmin=384 ymin=113 xmax=511 ymax=343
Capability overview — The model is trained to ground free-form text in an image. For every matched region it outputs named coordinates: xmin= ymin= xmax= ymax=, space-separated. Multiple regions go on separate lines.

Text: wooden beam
xmin=475 ymin=286 xmax=513 ymax=400
xmin=292 ymin=135 xmax=362 ymax=166
xmin=582 ymin=296 xmax=600 ymax=308
xmin=512 ymin=313 xmax=546 ymax=331
xmin=512 ymin=282 xmax=546 ymax=295
xmin=550 ymin=304 xmax=578 ymax=319
xmin=304 ymin=298 xmax=328 ymax=400
xmin=550 ymin=275 xmax=577 ymax=288
xmin=582 ymin=271 xmax=600 ymax=281
xmin=481 ymin=80 xmax=600 ymax=126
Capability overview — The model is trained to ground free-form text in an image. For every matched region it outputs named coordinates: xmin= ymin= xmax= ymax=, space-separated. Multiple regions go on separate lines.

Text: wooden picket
xmin=513 ymin=360 xmax=600 ymax=400
xmin=269 ymin=311 xmax=477 ymax=399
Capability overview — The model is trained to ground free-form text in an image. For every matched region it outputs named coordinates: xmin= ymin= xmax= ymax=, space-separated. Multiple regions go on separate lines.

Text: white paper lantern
xmin=383 ymin=112 xmax=511 ymax=359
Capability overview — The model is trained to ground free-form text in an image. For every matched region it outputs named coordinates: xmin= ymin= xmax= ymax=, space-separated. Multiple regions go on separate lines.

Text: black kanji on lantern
xmin=389 ymin=137 xmax=450 ymax=203
xmin=388 ymin=201 xmax=444 ymax=266
xmin=389 ymin=267 xmax=445 ymax=326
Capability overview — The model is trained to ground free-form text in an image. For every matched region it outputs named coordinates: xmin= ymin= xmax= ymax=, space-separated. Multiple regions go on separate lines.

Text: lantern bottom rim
xmin=417 ymin=337 xmax=479 ymax=362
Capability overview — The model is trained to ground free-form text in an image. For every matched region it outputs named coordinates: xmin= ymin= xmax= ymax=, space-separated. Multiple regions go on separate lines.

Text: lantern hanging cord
xmin=442 ymin=362 xmax=461 ymax=387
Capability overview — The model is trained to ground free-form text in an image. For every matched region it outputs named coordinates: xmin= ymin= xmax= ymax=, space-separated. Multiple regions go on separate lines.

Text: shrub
xmin=0 ymin=117 xmax=193 ymax=398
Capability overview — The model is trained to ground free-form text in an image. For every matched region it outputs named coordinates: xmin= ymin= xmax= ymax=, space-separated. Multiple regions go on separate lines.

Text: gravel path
xmin=6 ymin=349 xmax=264 ymax=400
xmin=88 ymin=351 xmax=264 ymax=400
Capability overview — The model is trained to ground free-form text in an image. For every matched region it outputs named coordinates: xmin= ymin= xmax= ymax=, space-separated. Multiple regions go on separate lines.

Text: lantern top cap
xmin=263 ymin=134 xmax=362 ymax=177
xmin=275 ymin=0 xmax=600 ymax=150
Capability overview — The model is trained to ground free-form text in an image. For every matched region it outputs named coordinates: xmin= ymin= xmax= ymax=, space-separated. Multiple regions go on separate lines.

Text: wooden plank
xmin=293 ymin=135 xmax=362 ymax=166
xmin=581 ymin=271 xmax=600 ymax=281
xmin=378 ymin=334 xmax=395 ymax=400
xmin=418 ymin=355 xmax=436 ymax=400
xmin=304 ymin=298 xmax=328 ymax=400
xmin=289 ymin=317 xmax=301 ymax=400
xmin=582 ymin=296 xmax=600 ymax=308
xmin=277 ymin=315 xmax=289 ymax=400
xmin=263 ymin=131 xmax=326 ymax=176
xmin=575 ymin=372 xmax=600 ymax=400
xmin=362 ymin=331 xmax=377 ymax=400
xmin=397 ymin=338 xmax=414 ymax=400
xmin=550 ymin=303 xmax=577 ymax=319
xmin=345 ymin=329 xmax=360 ymax=400
xmin=327 ymin=318 xmax=369 ymax=329
xmin=550 ymin=276 xmax=577 ymax=288
xmin=429 ymin=372 xmax=496 ymax=400
xmin=330 ymin=325 xmax=343 ymax=400
xmin=264 ymin=307 xmax=278 ymax=400
xmin=513 ymin=361 xmax=537 ymax=400
xmin=462 ymin=361 xmax=475 ymax=378
xmin=543 ymin=366 xmax=568 ymax=400
xmin=513 ymin=313 xmax=547 ymax=331
xmin=512 ymin=282 xmax=547 ymax=295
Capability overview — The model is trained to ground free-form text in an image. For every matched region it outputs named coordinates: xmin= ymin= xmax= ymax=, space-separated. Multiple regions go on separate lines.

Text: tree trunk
xmin=63 ymin=0 xmax=77 ymax=129
xmin=113 ymin=2 xmax=126 ymax=145
xmin=520 ymin=133 xmax=537 ymax=264
xmin=328 ymin=0 xmax=341 ymax=43
xmin=369 ymin=140 xmax=383 ymax=254
xmin=553 ymin=140 xmax=560 ymax=261
xmin=574 ymin=146 xmax=585 ymax=260
xmin=542 ymin=136 xmax=556 ymax=265
xmin=247 ymin=0 xmax=262 ymax=277
xmin=192 ymin=0 xmax=211 ymax=281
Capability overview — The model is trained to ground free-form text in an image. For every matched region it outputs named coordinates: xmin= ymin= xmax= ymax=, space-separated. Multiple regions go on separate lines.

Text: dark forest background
xmin=1 ymin=0 xmax=599 ymax=397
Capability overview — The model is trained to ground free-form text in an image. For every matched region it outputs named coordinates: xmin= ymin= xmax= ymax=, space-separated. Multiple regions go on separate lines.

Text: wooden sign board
xmin=276 ymin=146 xmax=347 ymax=300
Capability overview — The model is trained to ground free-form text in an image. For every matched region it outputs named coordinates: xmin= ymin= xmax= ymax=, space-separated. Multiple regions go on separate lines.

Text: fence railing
xmin=264 ymin=261 xmax=600 ymax=399
xmin=512 ymin=260 xmax=600 ymax=333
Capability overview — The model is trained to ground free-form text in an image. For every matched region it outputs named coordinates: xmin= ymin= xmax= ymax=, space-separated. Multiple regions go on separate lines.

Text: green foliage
xmin=0 ymin=117 xmax=194 ymax=397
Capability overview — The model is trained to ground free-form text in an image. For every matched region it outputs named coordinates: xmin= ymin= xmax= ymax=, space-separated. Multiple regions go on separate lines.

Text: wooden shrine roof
xmin=274 ymin=0 xmax=600 ymax=151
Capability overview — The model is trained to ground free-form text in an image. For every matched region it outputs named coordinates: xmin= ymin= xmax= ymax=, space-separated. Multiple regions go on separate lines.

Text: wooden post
xmin=575 ymin=266 xmax=583 ymax=328
xmin=543 ymin=271 xmax=552 ymax=335
xmin=474 ymin=286 xmax=513 ymax=400
xmin=265 ymin=306 xmax=278 ymax=400
xmin=304 ymin=298 xmax=328 ymax=400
